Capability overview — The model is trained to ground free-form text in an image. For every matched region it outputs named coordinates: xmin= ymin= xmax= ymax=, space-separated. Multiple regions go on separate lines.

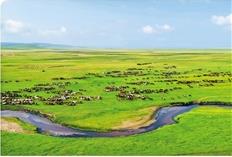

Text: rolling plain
xmin=1 ymin=49 xmax=232 ymax=155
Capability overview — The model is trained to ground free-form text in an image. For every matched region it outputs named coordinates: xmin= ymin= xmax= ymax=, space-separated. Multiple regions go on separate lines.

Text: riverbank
xmin=2 ymin=105 xmax=231 ymax=155
xmin=1 ymin=102 xmax=231 ymax=138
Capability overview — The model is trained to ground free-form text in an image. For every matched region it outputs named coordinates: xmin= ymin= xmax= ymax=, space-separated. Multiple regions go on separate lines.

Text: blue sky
xmin=1 ymin=0 xmax=231 ymax=48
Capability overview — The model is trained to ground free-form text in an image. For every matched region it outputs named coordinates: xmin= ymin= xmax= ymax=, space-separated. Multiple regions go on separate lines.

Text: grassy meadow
xmin=1 ymin=49 xmax=232 ymax=155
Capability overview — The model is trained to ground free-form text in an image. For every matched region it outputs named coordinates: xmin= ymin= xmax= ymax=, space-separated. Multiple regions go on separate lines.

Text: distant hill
xmin=1 ymin=42 xmax=78 ymax=50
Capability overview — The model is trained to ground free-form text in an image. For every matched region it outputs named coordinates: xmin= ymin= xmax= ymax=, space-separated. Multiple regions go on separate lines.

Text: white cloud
xmin=0 ymin=0 xmax=7 ymax=6
xmin=2 ymin=19 xmax=67 ymax=37
xmin=211 ymin=14 xmax=232 ymax=26
xmin=3 ymin=19 xmax=26 ymax=33
xmin=39 ymin=26 xmax=67 ymax=36
xmin=60 ymin=26 xmax=67 ymax=33
xmin=160 ymin=24 xmax=174 ymax=32
xmin=142 ymin=24 xmax=174 ymax=34
xmin=142 ymin=25 xmax=157 ymax=34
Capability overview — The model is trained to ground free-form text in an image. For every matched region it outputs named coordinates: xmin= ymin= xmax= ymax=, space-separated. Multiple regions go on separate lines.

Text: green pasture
xmin=1 ymin=106 xmax=232 ymax=155
xmin=1 ymin=49 xmax=232 ymax=155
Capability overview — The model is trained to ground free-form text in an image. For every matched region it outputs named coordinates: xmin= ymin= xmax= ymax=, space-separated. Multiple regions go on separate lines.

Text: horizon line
xmin=1 ymin=42 xmax=231 ymax=50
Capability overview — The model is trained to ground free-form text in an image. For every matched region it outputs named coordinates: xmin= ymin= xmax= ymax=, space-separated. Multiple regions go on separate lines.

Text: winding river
xmin=1 ymin=104 xmax=229 ymax=137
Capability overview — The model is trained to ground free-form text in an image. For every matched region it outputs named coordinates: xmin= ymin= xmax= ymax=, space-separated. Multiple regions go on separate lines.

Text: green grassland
xmin=2 ymin=106 xmax=232 ymax=155
xmin=1 ymin=49 xmax=232 ymax=155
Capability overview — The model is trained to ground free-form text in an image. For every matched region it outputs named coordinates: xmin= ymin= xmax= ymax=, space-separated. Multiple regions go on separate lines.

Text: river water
xmin=1 ymin=105 xmax=199 ymax=137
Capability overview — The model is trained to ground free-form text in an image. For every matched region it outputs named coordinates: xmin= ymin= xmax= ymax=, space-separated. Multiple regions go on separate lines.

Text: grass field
xmin=1 ymin=49 xmax=232 ymax=155
xmin=2 ymin=106 xmax=232 ymax=155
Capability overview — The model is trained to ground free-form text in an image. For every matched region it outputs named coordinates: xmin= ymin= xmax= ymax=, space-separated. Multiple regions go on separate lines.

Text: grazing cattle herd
xmin=1 ymin=63 xmax=231 ymax=106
